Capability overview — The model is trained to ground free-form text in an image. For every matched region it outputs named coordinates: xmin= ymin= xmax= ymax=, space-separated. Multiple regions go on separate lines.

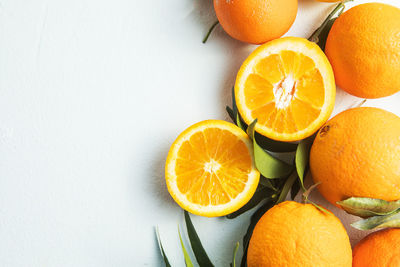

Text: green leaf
xmin=226 ymin=186 xmax=275 ymax=219
xmin=308 ymin=1 xmax=348 ymax=50
xmin=226 ymin=106 xmax=235 ymax=123
xmin=236 ymin=112 xmax=246 ymax=132
xmin=290 ymin=178 xmax=300 ymax=200
xmin=295 ymin=135 xmax=315 ymax=191
xmin=276 ymin=172 xmax=297 ymax=204
xmin=155 ymin=227 xmax=172 ymax=267
xmin=337 ymin=197 xmax=400 ymax=218
xmin=247 ymin=120 xmax=293 ymax=179
xmin=259 ymin=176 xmax=277 ymax=191
xmin=241 ymin=200 xmax=276 ymax=267
xmin=231 ymin=242 xmax=239 ymax=267
xmin=184 ymin=211 xmax=214 ymax=267
xmin=351 ymin=209 xmax=400 ymax=230
xmin=178 ymin=227 xmax=195 ymax=267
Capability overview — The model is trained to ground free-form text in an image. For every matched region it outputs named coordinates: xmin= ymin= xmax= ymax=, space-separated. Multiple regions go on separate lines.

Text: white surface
xmin=0 ymin=0 xmax=399 ymax=266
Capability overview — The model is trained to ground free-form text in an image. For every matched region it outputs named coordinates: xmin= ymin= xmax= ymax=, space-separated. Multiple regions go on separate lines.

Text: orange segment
xmin=295 ymin=69 xmax=325 ymax=108
xmin=243 ymin=74 xmax=274 ymax=110
xmin=254 ymin=54 xmax=285 ymax=84
xmin=165 ymin=120 xmax=260 ymax=217
xmin=290 ymin=98 xmax=321 ymax=130
xmin=235 ymin=37 xmax=336 ymax=141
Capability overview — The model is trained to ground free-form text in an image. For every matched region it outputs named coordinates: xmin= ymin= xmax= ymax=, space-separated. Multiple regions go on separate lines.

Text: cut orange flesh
xmin=235 ymin=37 xmax=336 ymax=141
xmin=165 ymin=120 xmax=260 ymax=217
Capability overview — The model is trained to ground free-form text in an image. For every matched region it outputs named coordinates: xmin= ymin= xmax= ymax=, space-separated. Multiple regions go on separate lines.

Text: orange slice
xmin=235 ymin=37 xmax=336 ymax=141
xmin=165 ymin=120 xmax=260 ymax=217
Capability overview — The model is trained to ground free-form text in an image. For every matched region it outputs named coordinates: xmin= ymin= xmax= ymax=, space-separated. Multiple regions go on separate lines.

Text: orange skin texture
xmin=247 ymin=201 xmax=352 ymax=267
xmin=325 ymin=3 xmax=400 ymax=98
xmin=213 ymin=0 xmax=298 ymax=44
xmin=353 ymin=228 xmax=400 ymax=267
xmin=310 ymin=107 xmax=400 ymax=207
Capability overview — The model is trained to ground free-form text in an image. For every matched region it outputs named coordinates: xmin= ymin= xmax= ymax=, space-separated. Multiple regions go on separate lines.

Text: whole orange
xmin=353 ymin=228 xmax=400 ymax=267
xmin=310 ymin=107 xmax=400 ymax=207
xmin=213 ymin=0 xmax=298 ymax=44
xmin=247 ymin=201 xmax=352 ymax=267
xmin=325 ymin=3 xmax=400 ymax=98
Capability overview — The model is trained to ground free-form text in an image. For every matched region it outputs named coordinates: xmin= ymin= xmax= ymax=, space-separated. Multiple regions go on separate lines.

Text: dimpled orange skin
xmin=247 ymin=201 xmax=352 ymax=267
xmin=310 ymin=107 xmax=400 ymax=207
xmin=213 ymin=0 xmax=298 ymax=44
xmin=325 ymin=3 xmax=400 ymax=98
xmin=353 ymin=228 xmax=400 ymax=267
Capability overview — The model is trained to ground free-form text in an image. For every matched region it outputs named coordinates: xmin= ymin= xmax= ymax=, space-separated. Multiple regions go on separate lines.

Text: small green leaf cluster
xmin=157 ymin=211 xmax=239 ymax=267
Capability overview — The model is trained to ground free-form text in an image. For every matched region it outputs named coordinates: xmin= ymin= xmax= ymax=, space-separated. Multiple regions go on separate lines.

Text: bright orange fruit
xmin=310 ymin=107 xmax=400 ymax=207
xmin=213 ymin=0 xmax=298 ymax=44
xmin=235 ymin=37 xmax=336 ymax=142
xmin=247 ymin=201 xmax=352 ymax=267
xmin=165 ymin=120 xmax=260 ymax=217
xmin=353 ymin=228 xmax=400 ymax=267
xmin=325 ymin=3 xmax=400 ymax=98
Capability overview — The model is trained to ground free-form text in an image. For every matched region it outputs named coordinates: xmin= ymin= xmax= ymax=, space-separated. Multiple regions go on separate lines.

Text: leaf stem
xmin=203 ymin=21 xmax=219 ymax=43
xmin=308 ymin=2 xmax=344 ymax=43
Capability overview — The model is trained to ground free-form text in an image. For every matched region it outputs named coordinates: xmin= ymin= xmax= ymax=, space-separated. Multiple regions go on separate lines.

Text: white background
xmin=0 ymin=0 xmax=399 ymax=266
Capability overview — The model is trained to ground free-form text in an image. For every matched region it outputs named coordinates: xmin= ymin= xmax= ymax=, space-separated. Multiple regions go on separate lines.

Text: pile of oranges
xmin=164 ymin=1 xmax=400 ymax=266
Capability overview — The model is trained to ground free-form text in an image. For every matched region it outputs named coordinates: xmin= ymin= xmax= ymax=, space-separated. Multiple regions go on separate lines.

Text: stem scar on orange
xmin=235 ymin=37 xmax=336 ymax=142
xmin=165 ymin=120 xmax=260 ymax=217
xmin=213 ymin=0 xmax=298 ymax=44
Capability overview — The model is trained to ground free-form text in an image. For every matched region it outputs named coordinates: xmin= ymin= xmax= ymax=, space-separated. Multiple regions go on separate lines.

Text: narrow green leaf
xmin=231 ymin=86 xmax=238 ymax=116
xmin=226 ymin=186 xmax=275 ymax=219
xmin=231 ymin=242 xmax=239 ymax=267
xmin=295 ymin=135 xmax=315 ymax=191
xmin=276 ymin=172 xmax=297 ymax=204
xmin=202 ymin=20 xmax=219 ymax=44
xmin=155 ymin=227 xmax=172 ymax=267
xmin=308 ymin=1 xmax=348 ymax=50
xmin=259 ymin=176 xmax=277 ymax=191
xmin=247 ymin=120 xmax=293 ymax=179
xmin=184 ymin=211 xmax=214 ymax=267
xmin=236 ymin=112 xmax=246 ymax=132
xmin=351 ymin=209 xmax=400 ymax=230
xmin=290 ymin=178 xmax=300 ymax=200
xmin=337 ymin=197 xmax=400 ymax=218
xmin=241 ymin=200 xmax=276 ymax=267
xmin=178 ymin=227 xmax=194 ymax=267
xmin=226 ymin=106 xmax=235 ymax=123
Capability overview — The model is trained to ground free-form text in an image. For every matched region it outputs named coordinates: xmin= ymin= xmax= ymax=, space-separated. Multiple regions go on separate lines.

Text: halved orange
xmin=165 ymin=120 xmax=260 ymax=217
xmin=235 ymin=37 xmax=336 ymax=142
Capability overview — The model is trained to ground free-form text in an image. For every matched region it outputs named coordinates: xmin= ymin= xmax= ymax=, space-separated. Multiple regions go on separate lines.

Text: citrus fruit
xmin=213 ymin=0 xmax=298 ymax=44
xmin=165 ymin=120 xmax=260 ymax=217
xmin=235 ymin=37 xmax=336 ymax=142
xmin=247 ymin=201 xmax=352 ymax=267
xmin=353 ymin=228 xmax=400 ymax=267
xmin=325 ymin=3 xmax=400 ymax=98
xmin=310 ymin=107 xmax=400 ymax=207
